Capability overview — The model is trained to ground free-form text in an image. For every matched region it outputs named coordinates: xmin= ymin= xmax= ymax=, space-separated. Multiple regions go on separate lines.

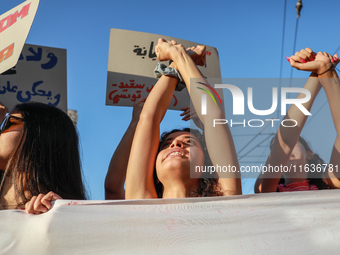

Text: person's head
xmin=0 ymin=102 xmax=87 ymax=208
xmin=270 ymin=136 xmax=329 ymax=189
xmin=154 ymin=128 xmax=222 ymax=198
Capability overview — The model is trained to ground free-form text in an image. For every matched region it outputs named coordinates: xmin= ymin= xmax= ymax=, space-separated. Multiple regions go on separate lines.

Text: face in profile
xmin=0 ymin=111 xmax=24 ymax=170
xmin=155 ymin=131 xmax=205 ymax=183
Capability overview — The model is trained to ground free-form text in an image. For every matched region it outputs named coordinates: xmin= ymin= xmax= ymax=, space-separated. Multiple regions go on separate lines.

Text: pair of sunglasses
xmin=0 ymin=115 xmax=24 ymax=134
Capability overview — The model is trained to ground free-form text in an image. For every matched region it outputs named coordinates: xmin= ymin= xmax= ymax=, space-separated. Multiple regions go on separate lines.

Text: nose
xmin=170 ymin=138 xmax=183 ymax=148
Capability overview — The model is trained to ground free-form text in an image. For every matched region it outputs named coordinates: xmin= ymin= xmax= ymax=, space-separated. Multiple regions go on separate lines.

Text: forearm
xmin=319 ymin=65 xmax=340 ymax=185
xmin=279 ymin=74 xmax=321 ymax=148
xmin=125 ymin=120 xmax=160 ymax=199
xmin=171 ymin=48 xmax=241 ymax=195
xmin=125 ymin=75 xmax=178 ymax=199
xmin=318 ymin=66 xmax=340 ymax=134
xmin=255 ymin=74 xmax=321 ymax=193
xmin=105 ymin=120 xmax=138 ymax=200
xmin=140 ymin=74 xmax=178 ymax=122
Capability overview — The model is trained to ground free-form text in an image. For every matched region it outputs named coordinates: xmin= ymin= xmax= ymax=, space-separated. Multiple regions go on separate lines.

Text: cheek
xmin=190 ymin=148 xmax=205 ymax=165
xmin=0 ymin=132 xmax=22 ymax=167
xmin=155 ymin=154 xmax=161 ymax=171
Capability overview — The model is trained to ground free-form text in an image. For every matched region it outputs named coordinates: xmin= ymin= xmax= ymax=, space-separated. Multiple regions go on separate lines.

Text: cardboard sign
xmin=0 ymin=44 xmax=67 ymax=112
xmin=106 ymin=29 xmax=222 ymax=110
xmin=0 ymin=0 xmax=40 ymax=74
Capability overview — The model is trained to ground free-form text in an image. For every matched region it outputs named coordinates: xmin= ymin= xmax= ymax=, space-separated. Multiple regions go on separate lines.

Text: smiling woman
xmin=124 ymin=39 xmax=241 ymax=199
xmin=0 ymin=102 xmax=87 ymax=211
xmin=153 ymin=128 xmax=222 ymax=198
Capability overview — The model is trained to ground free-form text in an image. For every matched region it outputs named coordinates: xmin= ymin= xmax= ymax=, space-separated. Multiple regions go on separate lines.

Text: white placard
xmin=0 ymin=44 xmax=67 ymax=112
xmin=106 ymin=28 xmax=222 ymax=110
xmin=0 ymin=0 xmax=40 ymax=74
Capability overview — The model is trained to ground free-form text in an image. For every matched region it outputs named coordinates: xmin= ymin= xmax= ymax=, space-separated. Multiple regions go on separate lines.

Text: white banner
xmin=1 ymin=190 xmax=340 ymax=254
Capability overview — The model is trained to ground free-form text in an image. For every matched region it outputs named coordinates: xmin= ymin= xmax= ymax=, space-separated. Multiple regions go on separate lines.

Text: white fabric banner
xmin=1 ymin=190 xmax=340 ymax=254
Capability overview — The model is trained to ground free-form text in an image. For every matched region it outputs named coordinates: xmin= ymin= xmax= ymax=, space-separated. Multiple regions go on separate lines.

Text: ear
xmin=306 ymin=150 xmax=313 ymax=160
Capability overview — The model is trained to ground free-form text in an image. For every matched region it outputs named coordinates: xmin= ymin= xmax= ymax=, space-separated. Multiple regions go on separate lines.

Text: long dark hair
xmin=274 ymin=136 xmax=330 ymax=190
xmin=154 ymin=128 xmax=222 ymax=198
xmin=0 ymin=102 xmax=87 ymax=209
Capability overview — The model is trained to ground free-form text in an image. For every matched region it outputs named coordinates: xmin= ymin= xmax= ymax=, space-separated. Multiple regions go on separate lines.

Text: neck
xmin=0 ymin=176 xmax=20 ymax=209
xmin=284 ymin=177 xmax=308 ymax=185
xmin=162 ymin=179 xmax=199 ymax=198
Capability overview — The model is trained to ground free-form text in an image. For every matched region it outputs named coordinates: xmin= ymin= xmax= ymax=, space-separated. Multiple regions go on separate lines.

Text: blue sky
xmin=1 ymin=0 xmax=340 ymax=199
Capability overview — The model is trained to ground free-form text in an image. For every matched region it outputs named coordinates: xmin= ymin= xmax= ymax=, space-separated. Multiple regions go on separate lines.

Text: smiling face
xmin=155 ymin=131 xmax=205 ymax=184
xmin=0 ymin=111 xmax=24 ymax=170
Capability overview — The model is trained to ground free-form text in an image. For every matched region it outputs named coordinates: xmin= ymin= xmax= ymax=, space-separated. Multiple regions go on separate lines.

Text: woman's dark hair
xmin=154 ymin=128 xmax=223 ymax=198
xmin=271 ymin=136 xmax=330 ymax=190
xmin=0 ymin=102 xmax=87 ymax=209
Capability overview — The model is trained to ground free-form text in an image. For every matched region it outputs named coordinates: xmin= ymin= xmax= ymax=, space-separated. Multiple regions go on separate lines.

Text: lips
xmin=163 ymin=148 xmax=186 ymax=161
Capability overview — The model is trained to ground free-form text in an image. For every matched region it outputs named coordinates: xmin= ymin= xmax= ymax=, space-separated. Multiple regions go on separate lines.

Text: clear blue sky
xmin=1 ymin=0 xmax=340 ymax=199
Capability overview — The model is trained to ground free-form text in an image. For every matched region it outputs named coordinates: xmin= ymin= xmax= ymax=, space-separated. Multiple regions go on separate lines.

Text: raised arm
xmin=155 ymin=39 xmax=241 ymax=196
xmin=314 ymin=53 xmax=340 ymax=188
xmin=255 ymin=48 xmax=322 ymax=193
xmin=125 ymin=74 xmax=178 ymax=199
xmin=105 ymin=97 xmax=146 ymax=199
xmin=125 ymin=43 xmax=209 ymax=199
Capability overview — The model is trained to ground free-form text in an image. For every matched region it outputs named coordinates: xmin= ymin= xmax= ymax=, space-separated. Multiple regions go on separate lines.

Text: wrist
xmin=317 ymin=62 xmax=333 ymax=76
xmin=169 ymin=61 xmax=178 ymax=70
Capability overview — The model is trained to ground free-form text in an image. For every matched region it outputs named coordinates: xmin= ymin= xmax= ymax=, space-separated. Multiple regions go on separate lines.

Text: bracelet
xmin=317 ymin=63 xmax=340 ymax=85
xmin=153 ymin=63 xmax=186 ymax=91
xmin=317 ymin=64 xmax=335 ymax=75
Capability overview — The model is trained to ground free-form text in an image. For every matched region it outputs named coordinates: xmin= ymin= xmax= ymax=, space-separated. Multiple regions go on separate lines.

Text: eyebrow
xmin=164 ymin=135 xmax=200 ymax=143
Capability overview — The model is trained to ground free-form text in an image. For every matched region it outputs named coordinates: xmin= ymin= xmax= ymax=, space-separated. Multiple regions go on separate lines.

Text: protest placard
xmin=0 ymin=44 xmax=67 ymax=112
xmin=106 ymin=28 xmax=222 ymax=110
xmin=0 ymin=0 xmax=40 ymax=74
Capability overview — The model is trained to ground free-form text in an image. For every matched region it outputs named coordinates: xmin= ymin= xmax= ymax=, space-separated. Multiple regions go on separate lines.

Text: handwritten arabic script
xmin=133 ymin=41 xmax=157 ymax=61
xmin=108 ymin=79 xmax=177 ymax=106
xmin=0 ymin=80 xmax=60 ymax=106
xmin=0 ymin=44 xmax=66 ymax=111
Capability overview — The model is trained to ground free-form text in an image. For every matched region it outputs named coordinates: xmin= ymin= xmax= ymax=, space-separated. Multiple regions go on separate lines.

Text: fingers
xmin=180 ymin=107 xmax=190 ymax=121
xmin=180 ymin=107 xmax=198 ymax=121
xmin=293 ymin=48 xmax=314 ymax=63
xmin=25 ymin=194 xmax=47 ymax=214
xmin=132 ymin=97 xmax=146 ymax=122
xmin=41 ymin=191 xmax=62 ymax=210
xmin=25 ymin=192 xmax=62 ymax=214
xmin=333 ymin=53 xmax=339 ymax=67
xmin=133 ymin=97 xmax=146 ymax=107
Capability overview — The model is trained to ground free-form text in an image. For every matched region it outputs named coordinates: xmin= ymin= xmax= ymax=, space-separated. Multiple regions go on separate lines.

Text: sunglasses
xmin=0 ymin=115 xmax=24 ymax=134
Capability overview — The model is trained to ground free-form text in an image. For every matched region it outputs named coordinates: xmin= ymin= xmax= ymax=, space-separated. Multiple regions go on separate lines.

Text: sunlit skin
xmin=155 ymin=131 xmax=205 ymax=198
xmin=0 ymin=111 xmax=24 ymax=208
xmin=0 ymin=111 xmax=24 ymax=171
xmin=283 ymin=141 xmax=313 ymax=184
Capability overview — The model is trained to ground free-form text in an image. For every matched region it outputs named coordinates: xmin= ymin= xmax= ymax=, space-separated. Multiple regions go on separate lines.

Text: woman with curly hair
xmin=0 ymin=102 xmax=87 ymax=212
xmin=124 ymin=39 xmax=241 ymax=199
xmin=255 ymin=48 xmax=340 ymax=193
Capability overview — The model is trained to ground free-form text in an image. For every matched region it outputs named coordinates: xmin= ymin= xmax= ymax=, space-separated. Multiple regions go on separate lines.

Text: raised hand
xmin=186 ymin=45 xmax=206 ymax=66
xmin=131 ymin=97 xmax=146 ymax=124
xmin=180 ymin=106 xmax=204 ymax=130
xmin=288 ymin=48 xmax=339 ymax=74
xmin=155 ymin=38 xmax=206 ymax=67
